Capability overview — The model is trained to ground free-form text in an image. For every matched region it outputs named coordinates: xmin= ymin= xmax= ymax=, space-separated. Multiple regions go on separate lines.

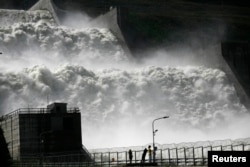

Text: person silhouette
xmin=141 ymin=148 xmax=147 ymax=165
xmin=128 ymin=149 xmax=133 ymax=164
xmin=148 ymin=145 xmax=152 ymax=163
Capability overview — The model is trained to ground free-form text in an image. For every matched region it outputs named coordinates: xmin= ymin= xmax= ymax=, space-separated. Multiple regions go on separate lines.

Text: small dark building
xmin=0 ymin=103 xmax=92 ymax=162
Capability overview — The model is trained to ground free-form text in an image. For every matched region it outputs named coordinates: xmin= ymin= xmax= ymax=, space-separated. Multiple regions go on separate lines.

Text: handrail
xmin=12 ymin=143 xmax=250 ymax=166
xmin=0 ymin=107 xmax=80 ymax=121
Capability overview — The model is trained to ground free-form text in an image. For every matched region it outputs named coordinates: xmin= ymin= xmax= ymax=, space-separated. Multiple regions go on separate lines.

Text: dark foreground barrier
xmin=10 ymin=143 xmax=250 ymax=167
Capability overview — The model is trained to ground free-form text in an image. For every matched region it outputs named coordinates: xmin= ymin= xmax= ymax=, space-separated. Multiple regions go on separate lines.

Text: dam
xmin=0 ymin=0 xmax=250 ymax=155
xmin=23 ymin=0 xmax=250 ymax=109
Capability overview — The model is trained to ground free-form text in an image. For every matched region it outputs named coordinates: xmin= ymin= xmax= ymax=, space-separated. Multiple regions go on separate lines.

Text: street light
xmin=152 ymin=116 xmax=169 ymax=163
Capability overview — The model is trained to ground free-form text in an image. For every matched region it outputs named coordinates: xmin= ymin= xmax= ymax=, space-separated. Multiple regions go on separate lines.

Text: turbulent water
xmin=0 ymin=9 xmax=250 ymax=149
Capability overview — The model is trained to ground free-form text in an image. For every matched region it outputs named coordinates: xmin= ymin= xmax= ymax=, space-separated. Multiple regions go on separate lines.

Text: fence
xmin=11 ymin=143 xmax=250 ymax=167
xmin=90 ymin=143 xmax=250 ymax=166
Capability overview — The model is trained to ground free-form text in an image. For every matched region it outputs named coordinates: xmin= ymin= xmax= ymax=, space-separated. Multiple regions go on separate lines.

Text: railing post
xmin=160 ymin=149 xmax=163 ymax=165
xmin=135 ymin=151 xmax=137 ymax=163
xmin=93 ymin=153 xmax=96 ymax=166
xmin=108 ymin=152 xmax=110 ymax=167
xmin=176 ymin=148 xmax=178 ymax=166
xmin=101 ymin=153 xmax=103 ymax=167
xmin=202 ymin=147 xmax=204 ymax=165
xmin=184 ymin=147 xmax=186 ymax=165
xmin=168 ymin=148 xmax=171 ymax=165
xmin=117 ymin=152 xmax=119 ymax=166
xmin=243 ymin=144 xmax=244 ymax=151
xmin=193 ymin=147 xmax=195 ymax=166
xmin=126 ymin=151 xmax=127 ymax=164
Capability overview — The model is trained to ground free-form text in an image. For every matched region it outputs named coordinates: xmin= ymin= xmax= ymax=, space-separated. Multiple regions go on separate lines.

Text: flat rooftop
xmin=0 ymin=107 xmax=80 ymax=121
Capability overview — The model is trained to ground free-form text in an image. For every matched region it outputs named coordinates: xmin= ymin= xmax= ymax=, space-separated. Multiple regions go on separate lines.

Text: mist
xmin=0 ymin=9 xmax=250 ymax=149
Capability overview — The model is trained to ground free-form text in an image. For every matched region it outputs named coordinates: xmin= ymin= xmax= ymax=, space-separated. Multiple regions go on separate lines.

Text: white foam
xmin=0 ymin=9 xmax=249 ymax=149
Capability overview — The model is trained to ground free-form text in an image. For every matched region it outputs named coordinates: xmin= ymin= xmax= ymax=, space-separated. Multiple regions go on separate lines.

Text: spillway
xmin=0 ymin=0 xmax=250 ymax=149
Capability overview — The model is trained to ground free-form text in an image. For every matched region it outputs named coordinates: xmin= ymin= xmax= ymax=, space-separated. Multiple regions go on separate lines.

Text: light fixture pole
xmin=152 ymin=116 xmax=169 ymax=163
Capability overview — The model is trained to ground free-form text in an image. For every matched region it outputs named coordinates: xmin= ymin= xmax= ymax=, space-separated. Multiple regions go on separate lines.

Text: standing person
xmin=128 ymin=149 xmax=133 ymax=164
xmin=148 ymin=145 xmax=152 ymax=163
xmin=141 ymin=148 xmax=147 ymax=165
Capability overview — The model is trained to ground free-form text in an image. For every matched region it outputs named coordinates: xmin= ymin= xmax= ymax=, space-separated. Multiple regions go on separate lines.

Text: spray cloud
xmin=0 ymin=9 xmax=249 ymax=149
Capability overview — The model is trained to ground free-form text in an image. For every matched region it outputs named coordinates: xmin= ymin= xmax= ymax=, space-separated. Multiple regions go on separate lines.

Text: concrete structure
xmin=0 ymin=103 xmax=92 ymax=162
xmin=28 ymin=0 xmax=132 ymax=59
xmin=29 ymin=0 xmax=64 ymax=25
xmin=222 ymin=42 xmax=250 ymax=109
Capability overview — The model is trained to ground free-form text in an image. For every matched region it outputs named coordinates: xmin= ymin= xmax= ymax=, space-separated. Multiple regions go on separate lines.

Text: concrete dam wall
xmin=27 ymin=0 xmax=250 ymax=110
xmin=29 ymin=0 xmax=65 ymax=25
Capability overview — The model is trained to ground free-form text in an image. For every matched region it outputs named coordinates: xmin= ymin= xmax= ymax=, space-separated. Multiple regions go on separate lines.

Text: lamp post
xmin=152 ymin=116 xmax=169 ymax=163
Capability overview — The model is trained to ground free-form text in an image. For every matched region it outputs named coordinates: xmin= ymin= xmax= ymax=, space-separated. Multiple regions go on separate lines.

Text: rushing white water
xmin=0 ymin=9 xmax=250 ymax=149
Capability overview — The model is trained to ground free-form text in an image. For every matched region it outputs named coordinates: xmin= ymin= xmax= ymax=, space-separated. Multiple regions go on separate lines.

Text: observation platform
xmin=0 ymin=106 xmax=80 ymax=121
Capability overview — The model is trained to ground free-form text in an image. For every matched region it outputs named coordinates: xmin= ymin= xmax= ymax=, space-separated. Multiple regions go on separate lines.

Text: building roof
xmin=0 ymin=105 xmax=80 ymax=122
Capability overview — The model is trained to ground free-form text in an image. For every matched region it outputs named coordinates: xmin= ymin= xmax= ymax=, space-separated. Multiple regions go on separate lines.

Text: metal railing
xmin=0 ymin=107 xmax=80 ymax=121
xmin=11 ymin=143 xmax=250 ymax=167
